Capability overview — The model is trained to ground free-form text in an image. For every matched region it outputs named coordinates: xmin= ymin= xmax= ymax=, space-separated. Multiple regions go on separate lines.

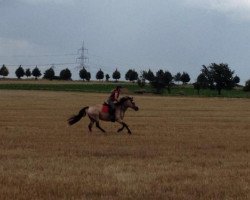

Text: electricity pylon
xmin=76 ymin=41 xmax=88 ymax=69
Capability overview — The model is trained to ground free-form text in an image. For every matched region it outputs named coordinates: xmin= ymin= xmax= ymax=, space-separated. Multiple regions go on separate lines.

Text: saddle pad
xmin=102 ymin=105 xmax=109 ymax=113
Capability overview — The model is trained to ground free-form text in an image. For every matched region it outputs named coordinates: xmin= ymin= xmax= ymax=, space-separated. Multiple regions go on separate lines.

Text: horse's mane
xmin=116 ymin=96 xmax=133 ymax=105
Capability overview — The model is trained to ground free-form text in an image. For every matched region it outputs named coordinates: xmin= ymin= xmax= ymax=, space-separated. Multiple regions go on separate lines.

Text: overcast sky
xmin=1 ymin=0 xmax=250 ymax=83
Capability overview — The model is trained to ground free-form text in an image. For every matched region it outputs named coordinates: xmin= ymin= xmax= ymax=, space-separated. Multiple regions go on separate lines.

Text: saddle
xmin=102 ymin=102 xmax=110 ymax=113
xmin=102 ymin=102 xmax=117 ymax=122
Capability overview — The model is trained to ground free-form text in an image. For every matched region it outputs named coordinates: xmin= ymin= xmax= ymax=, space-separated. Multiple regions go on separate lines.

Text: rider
xmin=107 ymin=85 xmax=122 ymax=122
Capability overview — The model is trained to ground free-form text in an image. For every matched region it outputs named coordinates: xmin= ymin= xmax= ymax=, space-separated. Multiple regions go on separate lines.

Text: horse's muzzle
xmin=134 ymin=106 xmax=139 ymax=111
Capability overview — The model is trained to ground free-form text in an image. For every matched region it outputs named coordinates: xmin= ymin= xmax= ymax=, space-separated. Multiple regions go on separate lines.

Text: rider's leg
xmin=108 ymin=101 xmax=116 ymax=122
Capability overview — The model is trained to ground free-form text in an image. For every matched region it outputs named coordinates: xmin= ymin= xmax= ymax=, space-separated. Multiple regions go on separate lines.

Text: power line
xmin=4 ymin=62 xmax=76 ymax=67
xmin=0 ymin=53 xmax=77 ymax=58
xmin=0 ymin=42 xmax=138 ymax=71
xmin=88 ymin=52 xmax=136 ymax=69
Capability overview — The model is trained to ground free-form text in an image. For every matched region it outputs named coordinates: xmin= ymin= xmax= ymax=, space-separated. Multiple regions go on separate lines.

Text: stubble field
xmin=0 ymin=90 xmax=250 ymax=199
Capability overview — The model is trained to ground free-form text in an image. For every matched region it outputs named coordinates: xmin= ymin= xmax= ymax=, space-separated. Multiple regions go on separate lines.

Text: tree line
xmin=0 ymin=65 xmax=127 ymax=82
xmin=1 ymin=63 xmax=250 ymax=94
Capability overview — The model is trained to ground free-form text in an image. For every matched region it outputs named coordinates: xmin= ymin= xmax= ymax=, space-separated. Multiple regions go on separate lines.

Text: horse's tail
xmin=68 ymin=106 xmax=89 ymax=126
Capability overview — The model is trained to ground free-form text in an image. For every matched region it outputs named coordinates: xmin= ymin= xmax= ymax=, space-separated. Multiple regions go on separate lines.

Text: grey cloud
xmin=1 ymin=0 xmax=250 ymax=83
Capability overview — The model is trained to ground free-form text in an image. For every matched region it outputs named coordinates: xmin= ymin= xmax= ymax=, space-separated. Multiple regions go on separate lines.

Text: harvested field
xmin=0 ymin=90 xmax=250 ymax=199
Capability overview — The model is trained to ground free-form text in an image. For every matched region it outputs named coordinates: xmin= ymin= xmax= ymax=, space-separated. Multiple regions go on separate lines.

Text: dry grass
xmin=0 ymin=90 xmax=250 ymax=200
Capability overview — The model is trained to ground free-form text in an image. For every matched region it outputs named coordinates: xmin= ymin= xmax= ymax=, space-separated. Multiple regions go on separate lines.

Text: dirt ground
xmin=0 ymin=90 xmax=250 ymax=199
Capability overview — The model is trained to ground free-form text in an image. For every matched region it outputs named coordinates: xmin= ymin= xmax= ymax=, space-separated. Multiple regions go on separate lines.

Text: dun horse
xmin=68 ymin=96 xmax=139 ymax=134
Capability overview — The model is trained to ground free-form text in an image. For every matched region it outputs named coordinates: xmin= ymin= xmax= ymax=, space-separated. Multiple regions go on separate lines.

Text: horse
xmin=67 ymin=96 xmax=139 ymax=134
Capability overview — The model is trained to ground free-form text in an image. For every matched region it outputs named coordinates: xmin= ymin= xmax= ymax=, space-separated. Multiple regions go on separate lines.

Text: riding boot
xmin=110 ymin=110 xmax=116 ymax=122
xmin=110 ymin=115 xmax=116 ymax=122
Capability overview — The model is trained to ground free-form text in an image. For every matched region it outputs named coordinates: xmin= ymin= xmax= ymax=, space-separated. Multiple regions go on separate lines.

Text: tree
xmin=32 ymin=66 xmax=42 ymax=80
xmin=25 ymin=68 xmax=31 ymax=78
xmin=202 ymin=63 xmax=236 ymax=95
xmin=86 ymin=72 xmax=91 ymax=81
xmin=105 ymin=74 xmax=110 ymax=82
xmin=125 ymin=69 xmax=133 ymax=81
xmin=143 ymin=69 xmax=155 ymax=82
xmin=151 ymin=69 xmax=173 ymax=94
xmin=15 ymin=65 xmax=25 ymax=79
xmin=44 ymin=67 xmax=55 ymax=80
xmin=174 ymin=72 xmax=181 ymax=85
xmin=0 ymin=64 xmax=9 ymax=78
xmin=112 ymin=69 xmax=121 ymax=82
xmin=163 ymin=71 xmax=173 ymax=94
xmin=79 ymin=67 xmax=89 ymax=81
xmin=180 ymin=72 xmax=190 ymax=84
xmin=130 ymin=69 xmax=138 ymax=82
xmin=96 ymin=69 xmax=104 ymax=81
xmin=125 ymin=69 xmax=138 ymax=82
xmin=60 ymin=68 xmax=72 ymax=80
xmin=137 ymin=72 xmax=146 ymax=88
xmin=233 ymin=75 xmax=240 ymax=85
xmin=201 ymin=65 xmax=214 ymax=89
xmin=243 ymin=79 xmax=250 ymax=92
xmin=193 ymin=73 xmax=209 ymax=94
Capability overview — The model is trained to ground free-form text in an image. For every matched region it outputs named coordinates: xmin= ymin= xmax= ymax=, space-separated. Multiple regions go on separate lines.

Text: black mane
xmin=117 ymin=96 xmax=133 ymax=105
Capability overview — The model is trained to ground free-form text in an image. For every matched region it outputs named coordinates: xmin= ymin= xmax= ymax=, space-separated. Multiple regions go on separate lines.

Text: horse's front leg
xmin=117 ymin=123 xmax=125 ymax=132
xmin=117 ymin=120 xmax=131 ymax=134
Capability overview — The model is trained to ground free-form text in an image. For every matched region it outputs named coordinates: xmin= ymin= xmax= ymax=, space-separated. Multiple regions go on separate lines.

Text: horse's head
xmin=119 ymin=96 xmax=139 ymax=111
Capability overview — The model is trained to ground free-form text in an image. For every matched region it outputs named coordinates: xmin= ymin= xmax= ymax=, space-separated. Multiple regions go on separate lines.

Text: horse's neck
xmin=116 ymin=103 xmax=128 ymax=113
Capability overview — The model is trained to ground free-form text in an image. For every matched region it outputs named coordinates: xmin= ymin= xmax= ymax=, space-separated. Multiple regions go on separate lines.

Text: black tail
xmin=68 ymin=107 xmax=89 ymax=126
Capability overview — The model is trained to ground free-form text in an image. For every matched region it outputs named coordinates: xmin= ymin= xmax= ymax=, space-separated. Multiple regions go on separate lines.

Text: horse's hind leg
xmin=96 ymin=121 xmax=106 ymax=133
xmin=88 ymin=120 xmax=94 ymax=132
xmin=88 ymin=116 xmax=95 ymax=132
